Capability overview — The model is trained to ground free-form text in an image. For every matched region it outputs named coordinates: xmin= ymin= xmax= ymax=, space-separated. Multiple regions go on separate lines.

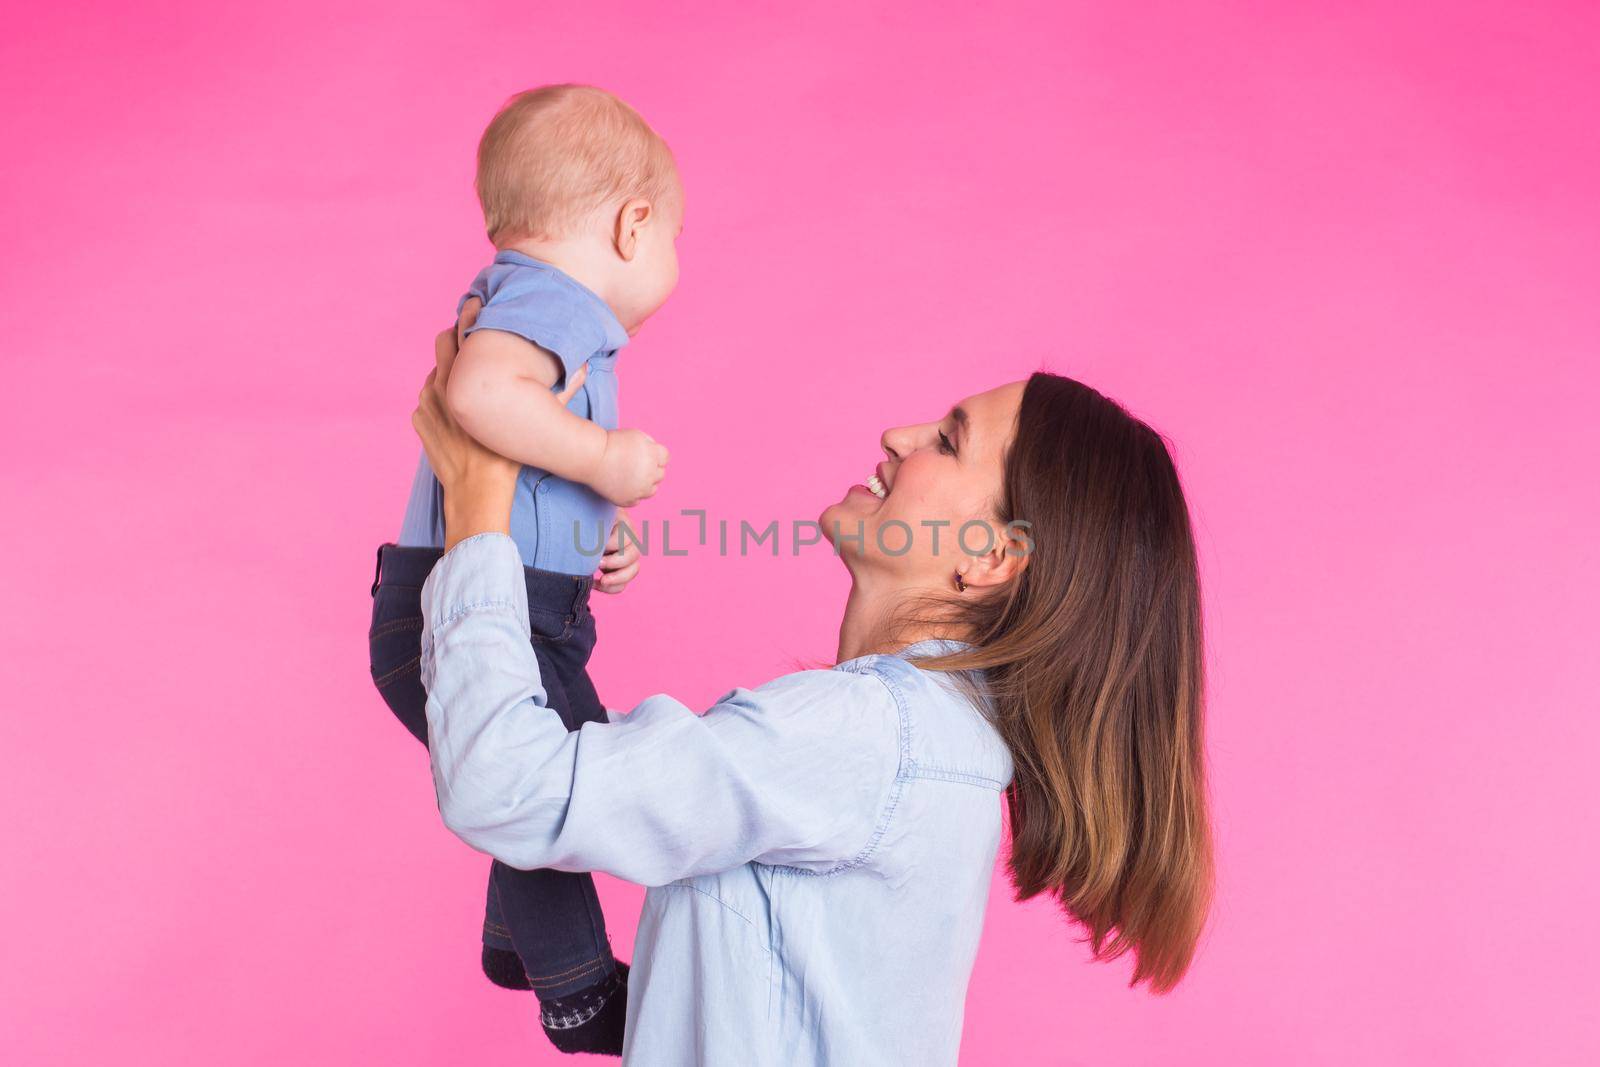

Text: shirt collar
xmin=492 ymin=250 xmax=631 ymax=354
xmin=897 ymin=638 xmax=975 ymax=659
xmin=833 ymin=638 xmax=976 ymax=671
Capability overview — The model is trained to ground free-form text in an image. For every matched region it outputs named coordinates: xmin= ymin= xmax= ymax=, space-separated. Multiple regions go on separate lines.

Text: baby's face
xmin=618 ymin=180 xmax=683 ymax=335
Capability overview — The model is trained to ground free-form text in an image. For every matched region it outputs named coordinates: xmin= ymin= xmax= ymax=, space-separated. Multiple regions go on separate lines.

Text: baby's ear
xmin=613 ymin=197 xmax=654 ymax=260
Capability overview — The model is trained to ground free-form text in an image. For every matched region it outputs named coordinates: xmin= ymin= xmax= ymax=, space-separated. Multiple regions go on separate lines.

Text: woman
xmin=411 ymin=324 xmax=1214 ymax=1065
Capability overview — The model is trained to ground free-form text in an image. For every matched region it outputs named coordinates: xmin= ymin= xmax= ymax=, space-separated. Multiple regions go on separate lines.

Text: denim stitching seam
xmin=657 ymin=881 xmax=759 ymax=927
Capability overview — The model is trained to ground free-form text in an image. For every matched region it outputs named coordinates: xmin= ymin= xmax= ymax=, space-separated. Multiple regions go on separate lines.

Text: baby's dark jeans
xmin=368 ymin=543 xmax=618 ymax=999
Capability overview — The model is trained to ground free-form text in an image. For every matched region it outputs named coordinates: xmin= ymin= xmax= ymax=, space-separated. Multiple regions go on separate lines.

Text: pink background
xmin=3 ymin=2 xmax=1597 ymax=1064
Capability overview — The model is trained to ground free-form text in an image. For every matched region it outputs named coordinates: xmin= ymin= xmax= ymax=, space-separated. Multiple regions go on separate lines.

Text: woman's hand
xmin=413 ymin=299 xmax=588 ymax=551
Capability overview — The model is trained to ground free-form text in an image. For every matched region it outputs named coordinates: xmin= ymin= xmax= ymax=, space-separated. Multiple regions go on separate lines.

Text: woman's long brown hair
xmin=918 ymin=372 xmax=1213 ymax=993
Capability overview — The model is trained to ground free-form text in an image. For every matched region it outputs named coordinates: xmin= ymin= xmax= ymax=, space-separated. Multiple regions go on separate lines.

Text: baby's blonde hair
xmin=476 ymin=84 xmax=678 ymax=246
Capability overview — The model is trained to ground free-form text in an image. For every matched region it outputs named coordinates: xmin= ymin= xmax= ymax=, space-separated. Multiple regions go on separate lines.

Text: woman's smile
xmin=868 ymin=460 xmax=893 ymax=499
xmin=846 ymin=462 xmax=892 ymax=504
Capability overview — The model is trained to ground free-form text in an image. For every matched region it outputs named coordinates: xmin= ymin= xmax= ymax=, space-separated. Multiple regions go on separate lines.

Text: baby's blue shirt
xmin=398 ymin=251 xmax=629 ymax=575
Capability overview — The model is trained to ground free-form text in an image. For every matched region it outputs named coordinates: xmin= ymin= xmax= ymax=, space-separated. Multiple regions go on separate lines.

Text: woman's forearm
xmin=443 ymin=480 xmax=513 ymax=551
xmin=419 ymin=534 xmax=903 ymax=885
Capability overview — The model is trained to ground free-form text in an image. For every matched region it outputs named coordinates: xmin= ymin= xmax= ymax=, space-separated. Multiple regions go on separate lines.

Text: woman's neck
xmin=836 ymin=575 xmax=956 ymax=662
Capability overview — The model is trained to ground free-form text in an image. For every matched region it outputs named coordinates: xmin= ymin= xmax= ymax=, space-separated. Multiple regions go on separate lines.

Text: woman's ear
xmin=958 ymin=520 xmax=1031 ymax=591
xmin=612 ymin=197 xmax=654 ymax=261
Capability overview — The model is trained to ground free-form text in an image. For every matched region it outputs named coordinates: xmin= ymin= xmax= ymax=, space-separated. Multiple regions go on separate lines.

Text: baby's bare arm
xmin=445 ymin=329 xmax=609 ymax=486
xmin=445 ymin=328 xmax=669 ymax=507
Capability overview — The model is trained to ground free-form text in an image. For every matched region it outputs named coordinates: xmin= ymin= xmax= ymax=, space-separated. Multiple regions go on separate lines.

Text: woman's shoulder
xmin=611 ymin=668 xmax=908 ymax=742
xmin=831 ymin=641 xmax=977 ymax=709
xmin=711 ymin=665 xmax=903 ymax=730
xmin=836 ymin=645 xmax=1014 ymax=791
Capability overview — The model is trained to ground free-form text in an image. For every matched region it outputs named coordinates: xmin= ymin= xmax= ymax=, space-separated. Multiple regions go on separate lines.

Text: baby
xmin=367 ymin=85 xmax=681 ymax=1056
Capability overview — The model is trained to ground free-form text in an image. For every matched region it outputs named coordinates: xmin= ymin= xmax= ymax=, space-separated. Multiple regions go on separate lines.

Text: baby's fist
xmin=597 ymin=428 xmax=668 ymax=507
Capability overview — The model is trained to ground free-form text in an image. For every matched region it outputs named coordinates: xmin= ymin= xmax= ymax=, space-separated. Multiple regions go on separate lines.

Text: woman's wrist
xmin=442 ymin=473 xmax=516 ymax=552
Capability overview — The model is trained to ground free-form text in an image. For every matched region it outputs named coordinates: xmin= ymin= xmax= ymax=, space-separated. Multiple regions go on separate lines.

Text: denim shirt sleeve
xmin=419 ymin=533 xmax=903 ymax=886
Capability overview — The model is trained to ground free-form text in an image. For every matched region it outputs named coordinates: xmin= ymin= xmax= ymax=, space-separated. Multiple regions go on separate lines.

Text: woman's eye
xmin=937 ymin=430 xmax=955 ymax=455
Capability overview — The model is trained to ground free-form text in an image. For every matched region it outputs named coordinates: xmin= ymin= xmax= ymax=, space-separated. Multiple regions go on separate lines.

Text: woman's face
xmin=821 ymin=381 xmax=1027 ymax=591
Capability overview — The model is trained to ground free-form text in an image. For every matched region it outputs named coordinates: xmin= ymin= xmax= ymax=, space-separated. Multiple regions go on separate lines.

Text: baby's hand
xmin=596 ymin=512 xmax=642 ymax=594
xmin=595 ymin=428 xmax=668 ymax=507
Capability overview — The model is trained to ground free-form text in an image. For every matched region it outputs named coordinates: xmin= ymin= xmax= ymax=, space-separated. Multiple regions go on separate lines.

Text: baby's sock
xmin=481 ymin=945 xmax=532 ymax=991
xmin=540 ymin=961 xmax=630 ymax=1057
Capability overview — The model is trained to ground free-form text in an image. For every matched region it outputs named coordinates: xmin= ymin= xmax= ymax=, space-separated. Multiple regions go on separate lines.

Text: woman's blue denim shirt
xmin=398 ymin=252 xmax=628 ymax=575
xmin=420 ymin=534 xmax=1016 ymax=1066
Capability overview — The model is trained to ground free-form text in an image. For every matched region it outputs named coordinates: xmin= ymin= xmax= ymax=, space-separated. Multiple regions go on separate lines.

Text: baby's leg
xmin=367 ymin=544 xmax=434 ymax=744
xmin=487 ymin=644 xmax=616 ymax=999
xmin=490 ymin=573 xmax=627 ymax=1054
xmin=367 ymin=543 xmax=527 ymax=987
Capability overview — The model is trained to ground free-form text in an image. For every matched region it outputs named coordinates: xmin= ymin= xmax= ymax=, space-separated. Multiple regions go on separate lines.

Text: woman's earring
xmin=953 ymin=570 xmax=966 ymax=593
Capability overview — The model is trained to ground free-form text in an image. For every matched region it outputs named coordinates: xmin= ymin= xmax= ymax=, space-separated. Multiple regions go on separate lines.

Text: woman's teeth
xmin=866 ymin=474 xmax=887 ymax=499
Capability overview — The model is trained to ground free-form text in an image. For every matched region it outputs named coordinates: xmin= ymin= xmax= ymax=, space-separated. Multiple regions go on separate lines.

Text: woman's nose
xmin=881 ymin=425 xmax=911 ymax=460
xmin=882 ymin=422 xmax=933 ymax=459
